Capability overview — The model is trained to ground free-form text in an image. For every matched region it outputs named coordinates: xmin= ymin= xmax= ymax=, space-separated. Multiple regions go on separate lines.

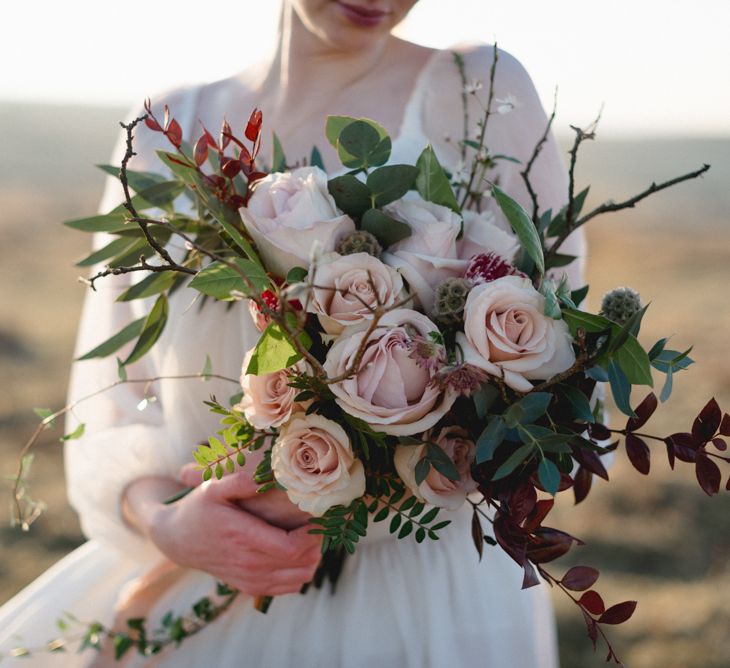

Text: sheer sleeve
xmin=422 ymin=44 xmax=587 ymax=291
xmin=64 ymin=88 xmax=201 ymax=561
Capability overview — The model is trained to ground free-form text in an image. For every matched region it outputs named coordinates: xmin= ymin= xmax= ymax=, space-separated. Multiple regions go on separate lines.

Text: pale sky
xmin=2 ymin=0 xmax=728 ymax=136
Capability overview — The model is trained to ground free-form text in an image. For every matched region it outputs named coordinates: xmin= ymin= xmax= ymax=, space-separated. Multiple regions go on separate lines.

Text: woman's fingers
xmin=179 ymin=462 xmax=203 ymax=488
xmin=231 ymin=566 xmax=320 ymax=597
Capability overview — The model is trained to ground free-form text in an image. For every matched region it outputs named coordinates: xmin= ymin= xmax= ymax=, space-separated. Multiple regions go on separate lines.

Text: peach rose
xmin=456 ymin=275 xmax=575 ymax=392
xmin=381 ymin=195 xmax=465 ymax=313
xmin=394 ymin=426 xmax=478 ymax=510
xmin=323 ymin=309 xmax=457 ymax=436
xmin=308 ymin=252 xmax=405 ymax=335
xmin=240 ymin=166 xmax=355 ymax=277
xmin=272 ymin=413 xmax=365 ymax=516
xmin=237 ymin=350 xmax=309 ymax=430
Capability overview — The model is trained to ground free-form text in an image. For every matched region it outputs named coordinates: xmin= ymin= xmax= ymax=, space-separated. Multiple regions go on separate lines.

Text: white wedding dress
xmin=0 ymin=45 xmax=584 ymax=667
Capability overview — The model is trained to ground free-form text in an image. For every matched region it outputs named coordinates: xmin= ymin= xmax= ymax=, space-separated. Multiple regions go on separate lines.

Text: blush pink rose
xmin=456 ymin=275 xmax=575 ymax=392
xmin=237 ymin=350 xmax=309 ymax=430
xmin=381 ymin=195 xmax=465 ymax=314
xmin=394 ymin=426 xmax=478 ymax=510
xmin=323 ymin=309 xmax=457 ymax=436
xmin=271 ymin=413 xmax=365 ymax=516
xmin=240 ymin=166 xmax=355 ymax=277
xmin=308 ymin=252 xmax=406 ymax=335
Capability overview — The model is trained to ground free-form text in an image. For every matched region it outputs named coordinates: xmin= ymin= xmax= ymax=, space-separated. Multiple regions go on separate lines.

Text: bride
xmin=0 ymin=1 xmax=585 ymax=665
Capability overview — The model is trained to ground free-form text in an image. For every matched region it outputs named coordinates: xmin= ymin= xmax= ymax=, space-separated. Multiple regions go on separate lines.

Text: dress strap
xmin=395 ymin=49 xmax=449 ymax=142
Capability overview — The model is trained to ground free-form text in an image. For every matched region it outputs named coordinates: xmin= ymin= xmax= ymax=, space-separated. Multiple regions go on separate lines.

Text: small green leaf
xmin=60 ymin=423 xmax=85 ymax=441
xmin=537 ymin=458 xmax=561 ymax=494
xmin=310 ymin=146 xmax=325 ymax=170
xmin=116 ymin=271 xmax=177 ymax=302
xmin=113 ymin=634 xmax=134 ymax=660
xmin=503 ymin=392 xmax=553 ymax=428
xmin=473 ymin=383 xmax=499 ymax=419
xmin=286 ymin=266 xmax=308 ymax=284
xmin=64 ymin=212 xmax=130 ymax=234
xmin=268 ymin=134 xmax=287 ymax=173
xmin=367 ymin=164 xmax=419 ymax=207
xmin=246 ymin=319 xmax=311 ymax=375
xmin=202 ymin=355 xmax=213 ymax=381
xmin=476 ymin=417 xmax=506 ymax=463
xmin=339 ymin=120 xmax=380 ymax=161
xmin=607 ymin=359 xmax=635 ymax=417
xmin=189 ymin=259 xmax=271 ymax=300
xmin=539 ymin=280 xmax=562 ymax=319
xmin=493 ymin=185 xmax=544 ymax=275
xmin=559 ymin=384 xmax=595 ymax=423
xmin=123 ymin=295 xmax=169 ymax=365
xmin=415 ymin=145 xmax=460 ymax=213
xmin=361 ymin=209 xmax=412 ymax=247
xmin=327 ymin=175 xmax=372 ymax=218
xmin=117 ymin=357 xmax=128 ymax=381
xmin=615 ymin=336 xmax=653 ymax=387
xmin=415 ymin=457 xmax=430 ymax=485
xmin=492 ymin=443 xmax=536 ymax=480
xmin=426 ymin=442 xmax=460 ymax=482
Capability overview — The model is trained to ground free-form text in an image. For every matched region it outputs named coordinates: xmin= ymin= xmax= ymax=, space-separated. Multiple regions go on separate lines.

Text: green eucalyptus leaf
xmin=189 ymin=259 xmax=270 ymax=300
xmin=327 ymin=174 xmax=372 ymax=218
xmin=492 ymin=443 xmax=536 ymax=481
xmin=615 ymin=336 xmax=653 ymax=387
xmin=504 ymin=392 xmax=553 ymax=428
xmin=607 ymin=359 xmax=635 ymax=417
xmin=272 ymin=133 xmax=287 ymax=172
xmin=361 ymin=209 xmax=411 ymax=247
xmin=77 ymin=317 xmax=145 ymax=361
xmin=476 ymin=417 xmax=506 ymax=463
xmin=116 ymin=271 xmax=177 ymax=302
xmin=559 ymin=384 xmax=595 ymax=423
xmin=123 ymin=294 xmax=169 ymax=366
xmin=415 ymin=146 xmax=460 ymax=214
xmin=492 ymin=186 xmax=544 ymax=275
xmin=367 ymin=164 xmax=419 ymax=207
xmin=537 ymin=458 xmax=561 ymax=494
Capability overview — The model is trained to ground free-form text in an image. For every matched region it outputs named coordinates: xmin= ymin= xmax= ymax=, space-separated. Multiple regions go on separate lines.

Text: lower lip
xmin=335 ymin=2 xmax=389 ymax=28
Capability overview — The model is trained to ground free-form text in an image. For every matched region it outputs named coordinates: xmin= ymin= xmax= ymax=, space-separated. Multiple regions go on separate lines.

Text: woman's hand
xmin=122 ymin=472 xmax=322 ymax=597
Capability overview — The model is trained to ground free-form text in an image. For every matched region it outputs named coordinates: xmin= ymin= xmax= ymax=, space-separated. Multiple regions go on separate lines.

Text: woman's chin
xmin=236 ymin=490 xmax=311 ymax=531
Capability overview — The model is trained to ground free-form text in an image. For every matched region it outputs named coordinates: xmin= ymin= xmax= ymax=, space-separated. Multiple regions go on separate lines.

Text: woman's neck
xmin=264 ymin=4 xmax=392 ymax=110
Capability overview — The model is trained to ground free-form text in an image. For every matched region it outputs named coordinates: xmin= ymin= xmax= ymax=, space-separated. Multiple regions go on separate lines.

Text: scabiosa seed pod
xmin=433 ymin=277 xmax=472 ymax=326
xmin=335 ymin=230 xmax=383 ymax=258
xmin=464 ymin=252 xmax=521 ymax=285
xmin=600 ymin=287 xmax=643 ymax=326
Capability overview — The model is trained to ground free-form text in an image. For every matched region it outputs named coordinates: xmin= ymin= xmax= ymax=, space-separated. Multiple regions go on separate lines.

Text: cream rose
xmin=382 ymin=194 xmax=466 ymax=313
xmin=456 ymin=275 xmax=575 ymax=392
xmin=237 ymin=350 xmax=309 ymax=430
xmin=324 ymin=309 xmax=457 ymax=436
xmin=308 ymin=252 xmax=406 ymax=335
xmin=271 ymin=413 xmax=365 ymax=516
xmin=458 ymin=209 xmax=520 ymax=263
xmin=394 ymin=426 xmax=478 ymax=510
xmin=240 ymin=166 xmax=355 ymax=277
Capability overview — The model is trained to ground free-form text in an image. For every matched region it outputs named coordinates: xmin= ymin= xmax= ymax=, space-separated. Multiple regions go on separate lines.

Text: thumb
xmin=179 ymin=463 xmax=206 ymax=488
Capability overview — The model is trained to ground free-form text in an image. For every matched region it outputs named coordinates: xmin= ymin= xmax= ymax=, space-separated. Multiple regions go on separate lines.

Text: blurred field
xmin=0 ymin=102 xmax=728 ymax=666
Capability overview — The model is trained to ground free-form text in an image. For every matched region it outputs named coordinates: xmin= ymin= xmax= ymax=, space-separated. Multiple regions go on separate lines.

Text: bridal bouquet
xmin=11 ymin=54 xmax=728 ymax=664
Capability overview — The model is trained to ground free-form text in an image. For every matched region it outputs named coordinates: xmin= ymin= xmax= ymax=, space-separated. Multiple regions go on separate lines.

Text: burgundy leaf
xmin=245 ymin=108 xmax=263 ymax=142
xmin=625 ymin=433 xmax=651 ymax=475
xmin=228 ymin=194 xmax=247 ymax=209
xmin=726 ymin=476 xmax=730 ymax=492
xmin=695 ymin=455 xmax=721 ymax=496
xmin=509 ymin=483 xmax=537 ymax=525
xmin=598 ymin=600 xmax=637 ymax=625
xmin=471 ymin=509 xmax=484 ymax=561
xmin=573 ymin=448 xmax=609 ymax=481
xmin=193 ymin=135 xmax=209 ymax=167
xmin=562 ymin=566 xmax=600 ymax=591
xmin=521 ymin=561 xmax=540 ymax=589
xmin=573 ymin=466 xmax=593 ymax=504
xmin=144 ymin=116 xmax=162 ymax=132
xmin=523 ymin=499 xmax=554 ymax=533
xmin=240 ymin=145 xmax=253 ymax=167
xmin=588 ymin=423 xmax=611 ymax=441
xmin=527 ymin=528 xmax=577 ymax=564
xmin=580 ymin=590 xmax=606 ymax=616
xmin=626 ymin=392 xmax=658 ymax=432
xmin=712 ymin=437 xmax=727 ymax=452
xmin=221 ymin=159 xmax=242 ymax=178
xmin=166 ymin=118 xmax=183 ymax=148
xmin=720 ymin=413 xmax=730 ymax=437
xmin=493 ymin=515 xmax=527 ymax=566
xmin=144 ymin=97 xmax=153 ymax=114
xmin=665 ymin=440 xmax=676 ymax=469
xmin=693 ymin=398 xmax=722 ymax=442
xmin=668 ymin=432 xmax=700 ymax=449
xmin=582 ymin=611 xmax=598 ymax=650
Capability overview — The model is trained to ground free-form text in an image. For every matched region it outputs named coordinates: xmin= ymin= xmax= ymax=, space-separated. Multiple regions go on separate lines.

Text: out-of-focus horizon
xmin=2 ymin=0 xmax=729 ymax=137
